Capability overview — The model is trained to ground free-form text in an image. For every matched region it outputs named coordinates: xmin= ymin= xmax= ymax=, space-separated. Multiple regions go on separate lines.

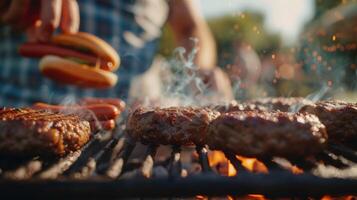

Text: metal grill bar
xmin=317 ymin=151 xmax=350 ymax=168
xmin=38 ymin=150 xmax=82 ymax=179
xmin=3 ymin=160 xmax=42 ymax=180
xmin=196 ymin=146 xmax=212 ymax=173
xmin=63 ymin=134 xmax=105 ymax=175
xmin=141 ymin=144 xmax=158 ymax=178
xmin=168 ymin=145 xmax=182 ymax=179
xmin=105 ymin=139 xmax=135 ymax=179
xmin=224 ymin=152 xmax=247 ymax=172
xmin=261 ymin=158 xmax=288 ymax=172
xmin=329 ymin=144 xmax=357 ymax=163
xmin=288 ymin=158 xmax=317 ymax=171
xmin=70 ymin=132 xmax=122 ymax=179
xmin=0 ymin=126 xmax=357 ymax=199
xmin=1 ymin=173 xmax=356 ymax=199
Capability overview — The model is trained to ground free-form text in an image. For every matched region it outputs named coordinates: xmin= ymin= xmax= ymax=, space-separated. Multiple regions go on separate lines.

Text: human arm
xmin=167 ymin=0 xmax=217 ymax=69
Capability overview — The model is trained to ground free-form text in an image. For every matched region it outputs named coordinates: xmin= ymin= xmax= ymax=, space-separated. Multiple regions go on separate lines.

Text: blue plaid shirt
xmin=0 ymin=0 xmax=168 ymax=107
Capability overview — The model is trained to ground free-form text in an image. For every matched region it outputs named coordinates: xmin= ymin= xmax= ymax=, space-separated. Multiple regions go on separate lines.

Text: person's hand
xmin=1 ymin=0 xmax=79 ymax=42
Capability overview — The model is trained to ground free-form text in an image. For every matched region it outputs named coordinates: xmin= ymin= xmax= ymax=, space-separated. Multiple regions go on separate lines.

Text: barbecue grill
xmin=0 ymin=121 xmax=356 ymax=199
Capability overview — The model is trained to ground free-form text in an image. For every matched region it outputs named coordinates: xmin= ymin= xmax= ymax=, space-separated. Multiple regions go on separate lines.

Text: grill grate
xmin=0 ymin=125 xmax=357 ymax=199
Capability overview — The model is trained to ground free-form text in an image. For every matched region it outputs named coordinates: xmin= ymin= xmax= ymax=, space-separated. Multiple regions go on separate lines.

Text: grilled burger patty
xmin=126 ymin=107 xmax=220 ymax=145
xmin=0 ymin=108 xmax=91 ymax=156
xmin=300 ymin=100 xmax=357 ymax=142
xmin=207 ymin=111 xmax=327 ymax=158
xmin=247 ymin=97 xmax=314 ymax=112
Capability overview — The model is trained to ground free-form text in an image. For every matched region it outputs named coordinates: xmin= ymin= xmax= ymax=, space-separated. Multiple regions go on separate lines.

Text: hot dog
xmin=32 ymin=102 xmax=120 ymax=121
xmin=19 ymin=32 xmax=120 ymax=88
xmin=39 ymin=56 xmax=118 ymax=88
xmin=79 ymin=97 xmax=126 ymax=112
xmin=19 ymin=43 xmax=105 ymax=68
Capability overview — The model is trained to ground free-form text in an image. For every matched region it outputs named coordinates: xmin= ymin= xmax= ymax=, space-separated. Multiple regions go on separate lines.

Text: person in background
xmin=0 ymin=0 xmax=231 ymax=107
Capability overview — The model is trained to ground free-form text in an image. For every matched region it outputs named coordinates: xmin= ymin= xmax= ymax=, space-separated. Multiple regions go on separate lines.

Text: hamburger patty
xmin=0 ymin=108 xmax=91 ymax=156
xmin=247 ymin=97 xmax=314 ymax=112
xmin=300 ymin=100 xmax=357 ymax=142
xmin=207 ymin=111 xmax=327 ymax=158
xmin=126 ymin=107 xmax=220 ymax=145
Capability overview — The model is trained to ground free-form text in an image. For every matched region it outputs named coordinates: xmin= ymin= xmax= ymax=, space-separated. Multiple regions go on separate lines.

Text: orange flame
xmin=291 ymin=165 xmax=303 ymax=174
xmin=248 ymin=194 xmax=267 ymax=200
xmin=195 ymin=195 xmax=207 ymax=200
xmin=208 ymin=152 xmax=268 ymax=200
xmin=205 ymin=151 xmax=354 ymax=200
xmin=236 ymin=156 xmax=268 ymax=173
xmin=208 ymin=151 xmax=238 ymax=176
xmin=322 ymin=195 xmax=356 ymax=200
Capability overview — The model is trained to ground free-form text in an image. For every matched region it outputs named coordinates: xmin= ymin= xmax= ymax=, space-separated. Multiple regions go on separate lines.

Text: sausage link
xmin=32 ymin=102 xmax=120 ymax=120
xmin=80 ymin=97 xmax=126 ymax=112
xmin=90 ymin=119 xmax=116 ymax=131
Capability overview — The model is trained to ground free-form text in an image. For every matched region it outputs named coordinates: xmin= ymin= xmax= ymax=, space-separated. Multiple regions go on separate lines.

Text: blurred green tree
xmin=313 ymin=0 xmax=357 ymax=19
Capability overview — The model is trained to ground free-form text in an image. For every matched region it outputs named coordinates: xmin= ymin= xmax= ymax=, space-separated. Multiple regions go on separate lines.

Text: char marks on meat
xmin=126 ymin=107 xmax=220 ymax=145
xmin=300 ymin=100 xmax=357 ymax=142
xmin=207 ymin=111 xmax=327 ymax=158
xmin=0 ymin=108 xmax=91 ymax=156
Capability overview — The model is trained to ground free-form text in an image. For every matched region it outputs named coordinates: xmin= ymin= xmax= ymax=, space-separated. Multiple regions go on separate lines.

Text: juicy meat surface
xmin=210 ymin=100 xmax=268 ymax=113
xmin=207 ymin=111 xmax=327 ymax=158
xmin=300 ymin=100 xmax=357 ymax=142
xmin=0 ymin=108 xmax=91 ymax=156
xmin=126 ymin=107 xmax=220 ymax=145
xmin=247 ymin=97 xmax=314 ymax=112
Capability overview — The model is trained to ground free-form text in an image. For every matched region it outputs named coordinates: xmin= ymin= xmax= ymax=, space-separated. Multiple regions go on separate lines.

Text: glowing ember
xmin=196 ymin=195 xmax=206 ymax=200
xmin=228 ymin=194 xmax=267 ymax=200
xmin=208 ymin=151 xmax=226 ymax=166
xmin=208 ymin=151 xmax=232 ymax=175
xmin=236 ymin=156 xmax=268 ymax=173
xmin=207 ymin=151 xmax=237 ymax=176
xmin=332 ymin=35 xmax=337 ymax=41
xmin=322 ymin=195 xmax=332 ymax=200
xmin=291 ymin=165 xmax=304 ymax=174
xmin=228 ymin=160 xmax=237 ymax=176
xmin=321 ymin=195 xmax=356 ymax=200
xmin=248 ymin=194 xmax=267 ymax=200
xmin=227 ymin=196 xmax=234 ymax=200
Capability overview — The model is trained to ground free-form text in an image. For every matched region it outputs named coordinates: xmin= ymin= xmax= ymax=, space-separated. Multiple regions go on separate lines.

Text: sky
xmin=199 ymin=0 xmax=315 ymax=44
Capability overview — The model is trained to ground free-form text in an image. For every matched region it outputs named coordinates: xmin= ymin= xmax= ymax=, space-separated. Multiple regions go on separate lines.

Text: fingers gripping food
xmin=19 ymin=32 xmax=120 ymax=88
xmin=207 ymin=111 xmax=327 ymax=158
xmin=0 ymin=108 xmax=91 ymax=156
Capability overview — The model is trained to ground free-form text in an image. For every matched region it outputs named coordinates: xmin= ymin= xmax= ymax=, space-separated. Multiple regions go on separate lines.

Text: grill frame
xmin=1 ymin=173 xmax=357 ymax=199
xmin=0 ymin=125 xmax=357 ymax=199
